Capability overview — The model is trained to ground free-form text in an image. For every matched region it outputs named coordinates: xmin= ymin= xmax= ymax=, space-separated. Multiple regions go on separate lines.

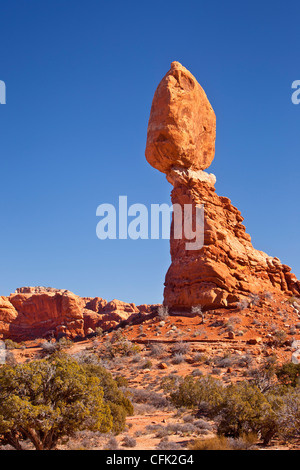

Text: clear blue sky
xmin=0 ymin=0 xmax=299 ymax=305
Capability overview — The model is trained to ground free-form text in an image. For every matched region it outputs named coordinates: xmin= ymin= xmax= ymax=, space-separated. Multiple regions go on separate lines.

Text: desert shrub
xmin=40 ymin=337 xmax=73 ymax=354
xmin=146 ymin=424 xmax=167 ymax=437
xmin=166 ymin=422 xmax=197 ymax=435
xmin=157 ymin=306 xmax=169 ymax=320
xmin=217 ymin=381 xmax=273 ymax=440
xmin=114 ymin=375 xmax=129 ymax=388
xmin=191 ymin=369 xmax=203 ymax=377
xmin=102 ymin=332 xmax=141 ymax=359
xmin=274 ymin=387 xmax=300 ymax=439
xmin=131 ymin=353 xmax=142 ymax=363
xmin=287 ymin=296 xmax=300 ymax=305
xmin=149 ymin=343 xmax=166 ymax=358
xmin=276 ymin=363 xmax=300 ymax=387
xmin=182 ymin=414 xmax=194 ymax=423
xmin=4 ymin=351 xmax=17 ymax=366
xmin=171 ymin=342 xmax=190 ymax=355
xmin=139 ymin=359 xmax=153 ymax=369
xmin=4 ymin=339 xmax=23 ymax=350
xmin=83 ymin=361 xmax=134 ymax=433
xmin=236 ymin=354 xmax=253 ymax=368
xmin=214 ymin=353 xmax=253 ymax=368
xmin=214 ymin=353 xmax=236 ymax=369
xmin=193 ymin=353 xmax=208 ymax=363
xmin=172 ymin=353 xmax=186 ymax=364
xmin=161 ymin=374 xmax=182 ymax=393
xmin=190 ymin=434 xmax=257 ymax=450
xmin=56 ymin=336 xmax=73 ymax=349
xmin=248 ymin=293 xmax=260 ymax=306
xmin=191 ymin=305 xmax=205 ymax=323
xmin=227 ymin=433 xmax=258 ymax=450
xmin=122 ymin=435 xmax=137 ymax=448
xmin=133 ymin=403 xmax=156 ymax=415
xmin=273 ymin=329 xmax=287 ymax=346
xmin=0 ymin=354 xmax=113 ymax=450
xmin=129 ymin=388 xmax=170 ymax=409
xmin=105 ymin=435 xmax=119 ymax=450
xmin=189 ymin=436 xmax=231 ymax=450
xmin=156 ymin=439 xmax=181 ymax=450
xmin=263 ymin=291 xmax=273 ymax=301
xmin=40 ymin=340 xmax=58 ymax=354
xmin=237 ymin=299 xmax=249 ymax=311
xmin=248 ymin=363 xmax=277 ymax=393
xmin=193 ymin=419 xmax=214 ymax=432
xmin=226 ymin=316 xmax=242 ymax=329
xmin=169 ymin=375 xmax=225 ymax=416
xmin=67 ymin=430 xmax=105 ymax=450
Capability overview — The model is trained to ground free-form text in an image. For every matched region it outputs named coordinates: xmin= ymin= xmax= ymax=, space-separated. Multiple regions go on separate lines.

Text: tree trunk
xmin=6 ymin=432 xmax=23 ymax=450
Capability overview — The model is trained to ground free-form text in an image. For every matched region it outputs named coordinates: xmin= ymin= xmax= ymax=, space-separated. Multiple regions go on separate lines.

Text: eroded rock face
xmin=145 ymin=61 xmax=216 ymax=174
xmin=164 ymin=177 xmax=300 ymax=310
xmin=0 ymin=287 xmax=153 ymax=340
xmin=83 ymin=299 xmax=140 ymax=332
xmin=145 ymin=62 xmax=300 ymax=311
xmin=2 ymin=289 xmax=85 ymax=340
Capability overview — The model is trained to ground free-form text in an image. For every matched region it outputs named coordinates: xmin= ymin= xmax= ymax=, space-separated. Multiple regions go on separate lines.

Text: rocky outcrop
xmin=145 ymin=61 xmax=216 ymax=174
xmin=0 ymin=287 xmax=155 ymax=341
xmin=83 ymin=299 xmax=140 ymax=332
xmin=0 ymin=288 xmax=85 ymax=340
xmin=164 ymin=174 xmax=300 ymax=310
xmin=145 ymin=61 xmax=300 ymax=311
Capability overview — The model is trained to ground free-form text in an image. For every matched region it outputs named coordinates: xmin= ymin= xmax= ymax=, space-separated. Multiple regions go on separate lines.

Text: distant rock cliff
xmin=0 ymin=287 xmax=155 ymax=341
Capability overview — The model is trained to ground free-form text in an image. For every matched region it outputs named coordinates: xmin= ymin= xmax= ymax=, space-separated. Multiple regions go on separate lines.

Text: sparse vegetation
xmin=4 ymin=339 xmax=24 ymax=350
xmin=237 ymin=299 xmax=249 ymax=311
xmin=191 ymin=305 xmax=205 ymax=323
xmin=122 ymin=435 xmax=137 ymax=447
xmin=273 ymin=329 xmax=287 ymax=346
xmin=166 ymin=359 xmax=300 ymax=446
xmin=101 ymin=333 xmax=141 ymax=359
xmin=172 ymin=353 xmax=186 ymax=364
xmin=0 ymin=354 xmax=114 ymax=450
xmin=190 ymin=433 xmax=257 ymax=450
xmin=157 ymin=305 xmax=169 ymax=320
xmin=249 ymin=293 xmax=260 ymax=306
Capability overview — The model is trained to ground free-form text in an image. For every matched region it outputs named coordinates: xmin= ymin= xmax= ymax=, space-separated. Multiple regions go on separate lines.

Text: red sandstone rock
xmin=145 ymin=62 xmax=300 ymax=312
xmin=145 ymin=61 xmax=216 ymax=174
xmin=0 ymin=285 xmax=157 ymax=340
xmin=5 ymin=289 xmax=85 ymax=340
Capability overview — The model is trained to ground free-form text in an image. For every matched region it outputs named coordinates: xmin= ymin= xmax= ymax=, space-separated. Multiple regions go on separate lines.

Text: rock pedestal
xmin=145 ymin=62 xmax=300 ymax=311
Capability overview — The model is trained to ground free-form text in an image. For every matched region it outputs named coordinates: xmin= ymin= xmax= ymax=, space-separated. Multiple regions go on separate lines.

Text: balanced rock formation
xmin=145 ymin=61 xmax=216 ymax=174
xmin=0 ymin=287 xmax=153 ymax=341
xmin=146 ymin=61 xmax=300 ymax=311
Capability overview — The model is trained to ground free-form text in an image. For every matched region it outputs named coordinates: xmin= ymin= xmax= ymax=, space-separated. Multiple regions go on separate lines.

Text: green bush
xmin=169 ymin=375 xmax=225 ymax=416
xmin=217 ymin=381 xmax=274 ymax=440
xmin=0 ymin=353 xmax=133 ymax=449
xmin=276 ymin=363 xmax=300 ymax=387
xmin=0 ymin=354 xmax=112 ymax=450
xmin=102 ymin=333 xmax=141 ymax=359
xmin=83 ymin=361 xmax=134 ymax=433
